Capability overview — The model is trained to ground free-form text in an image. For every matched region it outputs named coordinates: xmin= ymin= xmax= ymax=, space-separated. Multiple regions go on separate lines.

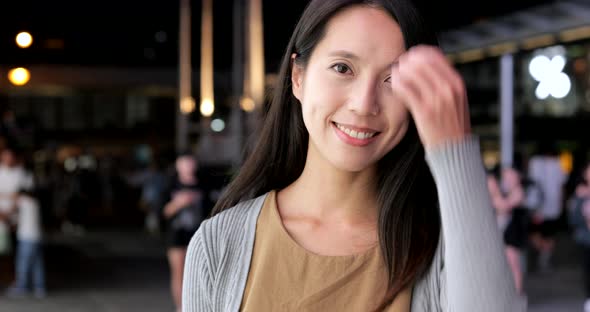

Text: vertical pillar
xmin=176 ymin=0 xmax=192 ymax=152
xmin=500 ymin=53 xmax=514 ymax=168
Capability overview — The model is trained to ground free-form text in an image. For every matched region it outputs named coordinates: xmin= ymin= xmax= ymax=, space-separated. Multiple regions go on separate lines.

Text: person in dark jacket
xmin=568 ymin=163 xmax=590 ymax=312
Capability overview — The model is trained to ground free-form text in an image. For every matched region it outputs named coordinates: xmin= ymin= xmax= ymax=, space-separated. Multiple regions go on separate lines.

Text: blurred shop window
xmin=62 ymin=95 xmax=86 ymax=130
xmin=126 ymin=95 xmax=150 ymax=128
xmin=31 ymin=97 xmax=58 ymax=130
xmin=7 ymin=96 xmax=31 ymax=116
xmin=91 ymin=94 xmax=125 ymax=129
xmin=457 ymin=59 xmax=499 ymax=121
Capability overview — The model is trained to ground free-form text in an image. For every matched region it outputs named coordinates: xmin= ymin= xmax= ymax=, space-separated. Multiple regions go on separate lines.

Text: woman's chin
xmin=328 ymin=156 xmax=378 ymax=173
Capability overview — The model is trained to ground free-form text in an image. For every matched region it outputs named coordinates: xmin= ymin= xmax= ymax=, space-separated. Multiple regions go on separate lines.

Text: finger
xmin=405 ymin=56 xmax=450 ymax=108
xmin=400 ymin=56 xmax=439 ymax=106
xmin=390 ymin=67 xmax=422 ymax=114
xmin=410 ymin=47 xmax=470 ymax=132
xmin=398 ymin=53 xmax=438 ymax=103
xmin=419 ymin=62 xmax=459 ymax=114
xmin=419 ymin=48 xmax=466 ymax=102
xmin=408 ymin=46 xmax=464 ymax=92
xmin=409 ymin=47 xmax=463 ymax=105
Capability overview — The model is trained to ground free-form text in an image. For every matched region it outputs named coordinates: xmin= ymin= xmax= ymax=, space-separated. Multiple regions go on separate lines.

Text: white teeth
xmin=335 ymin=123 xmax=376 ymax=140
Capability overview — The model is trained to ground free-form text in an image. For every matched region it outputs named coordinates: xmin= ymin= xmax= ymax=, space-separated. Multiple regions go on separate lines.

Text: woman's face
xmin=292 ymin=6 xmax=409 ymax=172
xmin=176 ymin=156 xmax=197 ymax=176
xmin=1 ymin=150 xmax=16 ymax=167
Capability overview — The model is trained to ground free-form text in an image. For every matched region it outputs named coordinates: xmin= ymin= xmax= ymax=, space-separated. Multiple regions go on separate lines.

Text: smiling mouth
xmin=332 ymin=122 xmax=380 ymax=140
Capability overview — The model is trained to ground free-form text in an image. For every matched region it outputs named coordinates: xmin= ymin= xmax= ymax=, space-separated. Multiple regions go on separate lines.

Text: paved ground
xmin=528 ymin=266 xmax=584 ymax=312
xmin=0 ymin=229 xmax=585 ymax=311
xmin=527 ymin=234 xmax=586 ymax=312
xmin=0 ymin=229 xmax=175 ymax=312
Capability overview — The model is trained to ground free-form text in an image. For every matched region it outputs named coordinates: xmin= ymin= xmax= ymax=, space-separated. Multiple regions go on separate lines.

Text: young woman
xmin=183 ymin=0 xmax=521 ymax=311
xmin=568 ymin=163 xmax=590 ymax=312
xmin=487 ymin=167 xmax=526 ymax=294
xmin=163 ymin=154 xmax=205 ymax=311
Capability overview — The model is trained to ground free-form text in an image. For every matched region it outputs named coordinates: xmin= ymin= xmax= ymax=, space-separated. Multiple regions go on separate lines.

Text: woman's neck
xmin=278 ymin=147 xmax=379 ymax=226
xmin=179 ymin=174 xmax=196 ymax=185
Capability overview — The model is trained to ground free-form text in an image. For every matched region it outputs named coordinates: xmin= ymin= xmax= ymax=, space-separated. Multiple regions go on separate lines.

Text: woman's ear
xmin=291 ymin=53 xmax=303 ymax=101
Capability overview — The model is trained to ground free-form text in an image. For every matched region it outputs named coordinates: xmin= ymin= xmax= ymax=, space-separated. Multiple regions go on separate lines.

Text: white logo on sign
xmin=529 ymin=55 xmax=572 ymax=100
xmin=528 ymin=55 xmax=571 ymax=100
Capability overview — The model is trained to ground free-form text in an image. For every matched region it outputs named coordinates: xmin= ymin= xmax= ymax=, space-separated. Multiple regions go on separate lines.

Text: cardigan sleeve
xmin=425 ymin=137 xmax=524 ymax=312
xmin=183 ymin=219 xmax=214 ymax=311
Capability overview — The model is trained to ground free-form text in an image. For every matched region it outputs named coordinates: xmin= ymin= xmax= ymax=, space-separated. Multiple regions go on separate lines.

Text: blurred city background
xmin=0 ymin=0 xmax=589 ymax=311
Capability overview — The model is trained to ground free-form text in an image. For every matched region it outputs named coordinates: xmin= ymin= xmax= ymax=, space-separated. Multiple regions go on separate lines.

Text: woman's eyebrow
xmin=328 ymin=50 xmax=360 ymax=61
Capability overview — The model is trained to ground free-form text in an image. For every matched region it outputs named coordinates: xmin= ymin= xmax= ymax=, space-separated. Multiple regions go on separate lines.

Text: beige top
xmin=240 ymin=191 xmax=411 ymax=312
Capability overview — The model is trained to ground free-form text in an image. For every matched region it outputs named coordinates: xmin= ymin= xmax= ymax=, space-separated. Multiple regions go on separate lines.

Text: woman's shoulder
xmin=207 ymin=193 xmax=267 ymax=228
xmin=183 ymin=193 xmax=268 ymax=310
xmin=190 ymin=193 xmax=268 ymax=252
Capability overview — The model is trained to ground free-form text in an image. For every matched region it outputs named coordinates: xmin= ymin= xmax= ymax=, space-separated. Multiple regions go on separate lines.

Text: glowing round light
xmin=529 ymin=55 xmax=550 ymax=81
xmin=535 ymin=82 xmax=550 ymax=100
xmin=8 ymin=67 xmax=31 ymax=86
xmin=551 ymin=72 xmax=571 ymax=99
xmin=550 ymin=55 xmax=566 ymax=73
xmin=560 ymin=151 xmax=573 ymax=174
xmin=79 ymin=155 xmax=97 ymax=170
xmin=200 ymin=98 xmax=214 ymax=117
xmin=180 ymin=97 xmax=196 ymax=114
xmin=64 ymin=158 xmax=77 ymax=172
xmin=15 ymin=32 xmax=33 ymax=48
xmin=210 ymin=118 xmax=225 ymax=132
xmin=240 ymin=97 xmax=255 ymax=112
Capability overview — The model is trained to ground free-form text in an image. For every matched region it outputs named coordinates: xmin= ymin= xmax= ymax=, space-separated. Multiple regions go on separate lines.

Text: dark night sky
xmin=0 ymin=0 xmax=555 ymax=71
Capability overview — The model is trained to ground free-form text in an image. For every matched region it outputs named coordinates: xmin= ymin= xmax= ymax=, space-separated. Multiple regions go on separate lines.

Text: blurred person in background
xmin=519 ymin=163 xmax=544 ymax=279
xmin=183 ymin=0 xmax=521 ymax=311
xmin=125 ymin=153 xmax=169 ymax=235
xmin=568 ymin=162 xmax=590 ymax=312
xmin=0 ymin=145 xmax=45 ymax=298
xmin=140 ymin=158 xmax=168 ymax=235
xmin=487 ymin=166 xmax=527 ymax=294
xmin=162 ymin=153 xmax=205 ymax=312
xmin=0 ymin=136 xmax=10 ymax=255
xmin=521 ymin=173 xmax=544 ymax=219
xmin=59 ymin=153 xmax=97 ymax=236
xmin=0 ymin=194 xmax=45 ymax=299
xmin=528 ymin=143 xmax=568 ymax=272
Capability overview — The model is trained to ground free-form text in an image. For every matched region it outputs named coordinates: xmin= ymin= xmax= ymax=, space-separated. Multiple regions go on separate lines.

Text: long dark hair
xmin=214 ymin=0 xmax=440 ymax=307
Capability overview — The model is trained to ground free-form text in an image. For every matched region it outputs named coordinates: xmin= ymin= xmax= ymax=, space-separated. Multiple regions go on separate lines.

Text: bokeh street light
xmin=15 ymin=31 xmax=33 ymax=48
xmin=200 ymin=98 xmax=214 ymax=117
xmin=8 ymin=67 xmax=30 ymax=86
xmin=180 ymin=96 xmax=196 ymax=114
xmin=240 ymin=96 xmax=256 ymax=112
xmin=210 ymin=118 xmax=225 ymax=132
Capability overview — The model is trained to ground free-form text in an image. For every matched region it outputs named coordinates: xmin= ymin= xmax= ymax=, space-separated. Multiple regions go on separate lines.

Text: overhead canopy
xmin=440 ymin=0 xmax=590 ymax=62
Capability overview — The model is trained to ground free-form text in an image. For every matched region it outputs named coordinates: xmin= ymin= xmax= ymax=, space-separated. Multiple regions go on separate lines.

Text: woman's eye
xmin=332 ymin=63 xmax=351 ymax=74
xmin=384 ymin=76 xmax=391 ymax=83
